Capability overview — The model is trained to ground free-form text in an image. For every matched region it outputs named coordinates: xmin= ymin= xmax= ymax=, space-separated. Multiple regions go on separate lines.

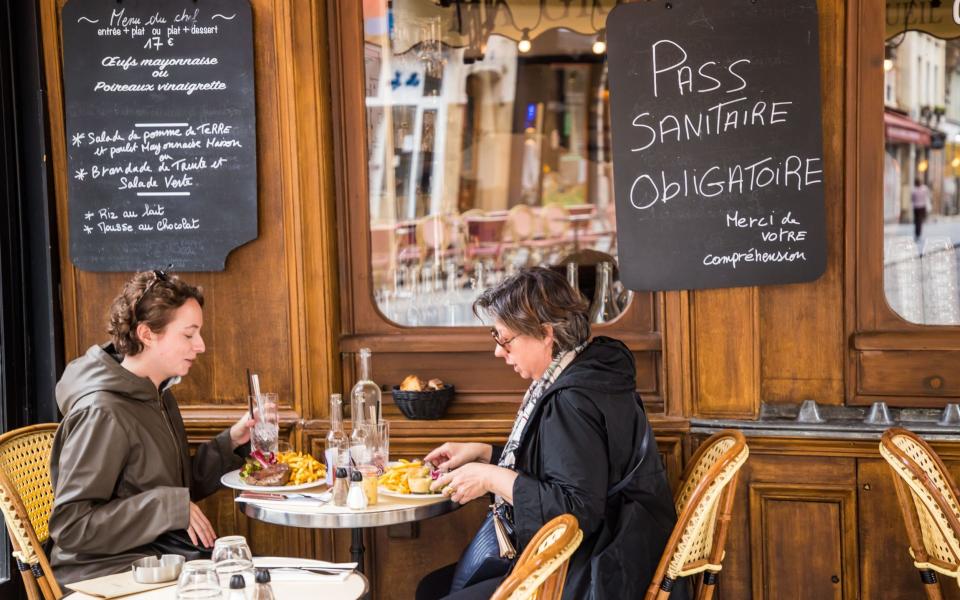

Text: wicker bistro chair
xmin=0 ymin=423 xmax=62 ymax=600
xmin=879 ymin=427 xmax=960 ymax=599
xmin=645 ymin=429 xmax=749 ymax=600
xmin=490 ymin=514 xmax=583 ymax=600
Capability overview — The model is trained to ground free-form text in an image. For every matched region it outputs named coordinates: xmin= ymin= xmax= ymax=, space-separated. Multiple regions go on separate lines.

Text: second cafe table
xmin=236 ymin=491 xmax=459 ymax=573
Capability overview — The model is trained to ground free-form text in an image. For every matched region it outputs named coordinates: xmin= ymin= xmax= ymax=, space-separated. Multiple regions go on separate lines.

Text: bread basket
xmin=391 ymin=384 xmax=454 ymax=420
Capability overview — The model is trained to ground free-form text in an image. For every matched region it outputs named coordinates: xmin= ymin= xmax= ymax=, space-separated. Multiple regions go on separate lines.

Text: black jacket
xmin=497 ymin=336 xmax=678 ymax=599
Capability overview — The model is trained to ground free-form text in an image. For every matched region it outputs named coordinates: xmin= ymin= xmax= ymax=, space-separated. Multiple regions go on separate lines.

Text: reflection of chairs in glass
xmin=464 ymin=210 xmax=507 ymax=268
xmin=880 ymin=427 xmax=960 ymax=598
xmin=396 ymin=220 xmax=421 ymax=266
xmin=525 ymin=203 xmax=570 ymax=265
xmin=503 ymin=205 xmax=537 ymax=267
xmin=370 ymin=224 xmax=398 ymax=290
xmin=416 ymin=214 xmax=450 ymax=266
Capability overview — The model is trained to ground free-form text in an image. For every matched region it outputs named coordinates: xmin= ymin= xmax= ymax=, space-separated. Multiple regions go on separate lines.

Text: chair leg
xmin=697 ymin=571 xmax=719 ymax=600
xmin=33 ymin=562 xmax=59 ymax=600
xmin=918 ymin=569 xmax=944 ymax=600
xmin=17 ymin=559 xmax=41 ymax=600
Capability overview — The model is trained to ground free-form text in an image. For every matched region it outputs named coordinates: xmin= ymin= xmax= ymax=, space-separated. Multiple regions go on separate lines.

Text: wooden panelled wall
xmin=36 ymin=0 xmax=960 ymax=598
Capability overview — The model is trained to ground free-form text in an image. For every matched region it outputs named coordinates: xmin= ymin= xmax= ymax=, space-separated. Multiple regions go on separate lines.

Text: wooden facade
xmin=34 ymin=0 xmax=960 ymax=598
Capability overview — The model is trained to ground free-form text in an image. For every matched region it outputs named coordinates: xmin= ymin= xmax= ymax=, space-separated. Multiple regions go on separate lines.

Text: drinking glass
xmin=368 ymin=420 xmax=390 ymax=473
xmin=212 ymin=535 xmax=254 ymax=589
xmin=175 ymin=560 xmax=221 ymax=599
xmin=249 ymin=392 xmax=279 ymax=455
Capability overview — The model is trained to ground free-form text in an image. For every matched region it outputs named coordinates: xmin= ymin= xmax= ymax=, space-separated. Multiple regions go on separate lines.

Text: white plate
xmin=220 ymin=469 xmax=327 ymax=492
xmin=378 ymin=486 xmax=444 ymax=499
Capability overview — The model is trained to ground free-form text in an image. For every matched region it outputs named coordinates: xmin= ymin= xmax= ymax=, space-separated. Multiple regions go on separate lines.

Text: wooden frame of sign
xmin=61 ymin=0 xmax=258 ymax=271
xmin=605 ymin=0 xmax=828 ymax=292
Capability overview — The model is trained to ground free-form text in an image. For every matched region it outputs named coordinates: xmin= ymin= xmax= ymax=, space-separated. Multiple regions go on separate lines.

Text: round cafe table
xmin=236 ymin=492 xmax=459 ymax=575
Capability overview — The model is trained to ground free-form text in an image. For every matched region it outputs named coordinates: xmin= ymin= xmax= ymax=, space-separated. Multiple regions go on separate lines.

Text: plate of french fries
xmin=221 ymin=451 xmax=327 ymax=492
xmin=378 ymin=459 xmax=444 ymax=498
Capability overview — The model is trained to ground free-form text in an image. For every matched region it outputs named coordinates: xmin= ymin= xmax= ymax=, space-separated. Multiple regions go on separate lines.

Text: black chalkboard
xmin=62 ymin=0 xmax=257 ymax=271
xmin=605 ymin=0 xmax=826 ymax=291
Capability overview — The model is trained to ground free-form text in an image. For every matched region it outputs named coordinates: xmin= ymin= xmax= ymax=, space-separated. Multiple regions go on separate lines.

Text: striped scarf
xmin=495 ymin=344 xmax=585 ymax=516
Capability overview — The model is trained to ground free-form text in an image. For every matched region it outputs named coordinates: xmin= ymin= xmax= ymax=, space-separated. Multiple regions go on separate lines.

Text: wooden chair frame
xmin=0 ymin=423 xmax=62 ymax=600
xmin=645 ymin=429 xmax=749 ymax=600
xmin=491 ymin=513 xmax=583 ymax=600
xmin=880 ymin=427 xmax=960 ymax=600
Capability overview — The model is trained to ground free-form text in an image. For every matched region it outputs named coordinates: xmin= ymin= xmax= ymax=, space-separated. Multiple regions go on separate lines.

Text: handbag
xmin=138 ymin=529 xmax=213 ymax=562
xmin=449 ymin=504 xmax=516 ymax=592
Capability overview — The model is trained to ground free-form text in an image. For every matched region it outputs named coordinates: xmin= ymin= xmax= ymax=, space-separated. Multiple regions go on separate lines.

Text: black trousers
xmin=914 ymin=206 xmax=927 ymax=239
xmin=415 ymin=563 xmax=506 ymax=600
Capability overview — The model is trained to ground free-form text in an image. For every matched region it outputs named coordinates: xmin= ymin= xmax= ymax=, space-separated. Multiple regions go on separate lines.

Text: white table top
xmin=67 ymin=574 xmax=369 ymax=599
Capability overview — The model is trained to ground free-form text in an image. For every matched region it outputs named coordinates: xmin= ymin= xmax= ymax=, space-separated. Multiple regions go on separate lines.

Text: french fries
xmin=377 ymin=459 xmax=429 ymax=494
xmin=276 ymin=451 xmax=326 ymax=486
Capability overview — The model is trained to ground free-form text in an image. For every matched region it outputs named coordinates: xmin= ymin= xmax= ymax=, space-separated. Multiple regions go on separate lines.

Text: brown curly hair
xmin=473 ymin=267 xmax=590 ymax=356
xmin=108 ymin=270 xmax=204 ymax=356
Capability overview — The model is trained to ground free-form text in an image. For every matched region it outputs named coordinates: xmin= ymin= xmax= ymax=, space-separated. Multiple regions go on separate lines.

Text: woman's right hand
xmin=424 ymin=442 xmax=492 ymax=471
xmin=186 ymin=502 xmax=216 ymax=548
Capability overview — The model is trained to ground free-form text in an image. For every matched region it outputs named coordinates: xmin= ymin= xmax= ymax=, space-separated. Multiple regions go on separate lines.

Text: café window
xmin=361 ymin=0 xmax=629 ymax=327
xmin=882 ymin=23 xmax=960 ymax=325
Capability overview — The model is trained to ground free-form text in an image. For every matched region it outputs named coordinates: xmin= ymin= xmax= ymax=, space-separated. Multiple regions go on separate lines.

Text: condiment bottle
xmin=347 ymin=469 xmax=368 ymax=510
xmin=228 ymin=574 xmax=246 ymax=600
xmin=253 ymin=568 xmax=276 ymax=600
xmin=333 ymin=467 xmax=349 ymax=506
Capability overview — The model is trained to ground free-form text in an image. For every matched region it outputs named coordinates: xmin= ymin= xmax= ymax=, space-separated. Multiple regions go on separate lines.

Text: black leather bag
xmin=449 ymin=508 xmax=515 ymax=592
xmin=139 ymin=529 xmax=213 ymax=561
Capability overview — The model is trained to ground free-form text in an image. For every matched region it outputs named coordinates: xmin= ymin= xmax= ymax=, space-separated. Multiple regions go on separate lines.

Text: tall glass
xmin=176 ymin=560 xmax=221 ymax=599
xmin=368 ymin=420 xmax=390 ymax=473
xmin=250 ymin=393 xmax=279 ymax=455
xmin=212 ymin=535 xmax=254 ymax=590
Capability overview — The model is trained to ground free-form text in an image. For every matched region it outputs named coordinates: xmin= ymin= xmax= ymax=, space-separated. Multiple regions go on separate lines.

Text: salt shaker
xmin=333 ymin=467 xmax=349 ymax=506
xmin=347 ymin=469 xmax=368 ymax=510
xmin=253 ymin=568 xmax=276 ymax=600
xmin=228 ymin=574 xmax=246 ymax=600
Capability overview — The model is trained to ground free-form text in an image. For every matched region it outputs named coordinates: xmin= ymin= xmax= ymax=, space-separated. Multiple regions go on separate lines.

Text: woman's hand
xmin=186 ymin=502 xmax=216 ymax=548
xmin=431 ymin=463 xmax=494 ymax=504
xmin=229 ymin=411 xmax=255 ymax=449
xmin=424 ymin=442 xmax=493 ymax=472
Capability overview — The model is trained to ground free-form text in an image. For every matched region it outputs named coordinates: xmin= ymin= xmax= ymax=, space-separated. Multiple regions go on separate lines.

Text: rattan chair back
xmin=0 ymin=423 xmax=62 ymax=599
xmin=880 ymin=427 xmax=960 ymax=598
xmin=645 ymin=429 xmax=749 ymax=600
xmin=490 ymin=513 xmax=583 ymax=600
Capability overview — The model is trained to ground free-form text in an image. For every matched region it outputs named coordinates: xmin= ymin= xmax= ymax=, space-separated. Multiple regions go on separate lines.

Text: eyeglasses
xmin=134 ymin=269 xmax=168 ymax=313
xmin=490 ymin=328 xmax=519 ymax=351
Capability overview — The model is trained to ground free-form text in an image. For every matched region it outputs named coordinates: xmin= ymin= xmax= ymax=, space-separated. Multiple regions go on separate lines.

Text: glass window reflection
xmin=362 ymin=0 xmax=629 ymax=327
xmin=883 ymin=24 xmax=960 ymax=325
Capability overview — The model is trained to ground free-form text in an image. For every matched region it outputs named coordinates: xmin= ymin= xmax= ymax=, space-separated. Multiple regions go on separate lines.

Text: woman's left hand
xmin=431 ymin=463 xmax=497 ymax=504
xmin=229 ymin=411 xmax=255 ymax=449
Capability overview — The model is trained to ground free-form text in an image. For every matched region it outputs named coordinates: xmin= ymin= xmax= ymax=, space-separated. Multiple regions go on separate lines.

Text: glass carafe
xmin=589 ymin=262 xmax=621 ymax=324
xmin=324 ymin=393 xmax=348 ymax=485
xmin=566 ymin=262 xmax=581 ymax=300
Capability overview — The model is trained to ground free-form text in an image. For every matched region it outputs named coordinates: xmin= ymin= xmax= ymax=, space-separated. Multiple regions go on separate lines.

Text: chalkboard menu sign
xmin=605 ymin=0 xmax=826 ymax=291
xmin=62 ymin=0 xmax=256 ymax=271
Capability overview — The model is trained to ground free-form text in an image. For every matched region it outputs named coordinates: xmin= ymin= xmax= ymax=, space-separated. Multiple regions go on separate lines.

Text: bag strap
xmin=607 ymin=393 xmax=653 ymax=498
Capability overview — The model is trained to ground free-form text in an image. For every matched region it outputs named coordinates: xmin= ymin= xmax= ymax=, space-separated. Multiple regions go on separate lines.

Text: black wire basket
xmin=391 ymin=384 xmax=455 ymax=420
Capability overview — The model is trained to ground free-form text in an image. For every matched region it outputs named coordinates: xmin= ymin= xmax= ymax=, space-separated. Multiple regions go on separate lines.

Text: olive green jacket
xmin=49 ymin=344 xmax=244 ymax=585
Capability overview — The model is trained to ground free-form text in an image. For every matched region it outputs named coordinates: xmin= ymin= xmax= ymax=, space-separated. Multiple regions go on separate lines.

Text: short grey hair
xmin=473 ymin=267 xmax=590 ymax=355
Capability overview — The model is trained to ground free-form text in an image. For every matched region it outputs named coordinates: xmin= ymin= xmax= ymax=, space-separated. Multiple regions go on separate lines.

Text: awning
xmin=885 ymin=109 xmax=932 ymax=146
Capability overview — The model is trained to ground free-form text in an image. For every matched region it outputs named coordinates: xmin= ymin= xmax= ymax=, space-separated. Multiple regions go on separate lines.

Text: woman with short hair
xmin=49 ymin=270 xmax=253 ymax=585
xmin=417 ymin=267 xmax=679 ymax=600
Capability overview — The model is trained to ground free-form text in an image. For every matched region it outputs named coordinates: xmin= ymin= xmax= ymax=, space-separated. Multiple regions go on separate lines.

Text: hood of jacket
xmin=56 ymin=344 xmax=160 ymax=415
xmin=551 ymin=335 xmax=636 ymax=396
